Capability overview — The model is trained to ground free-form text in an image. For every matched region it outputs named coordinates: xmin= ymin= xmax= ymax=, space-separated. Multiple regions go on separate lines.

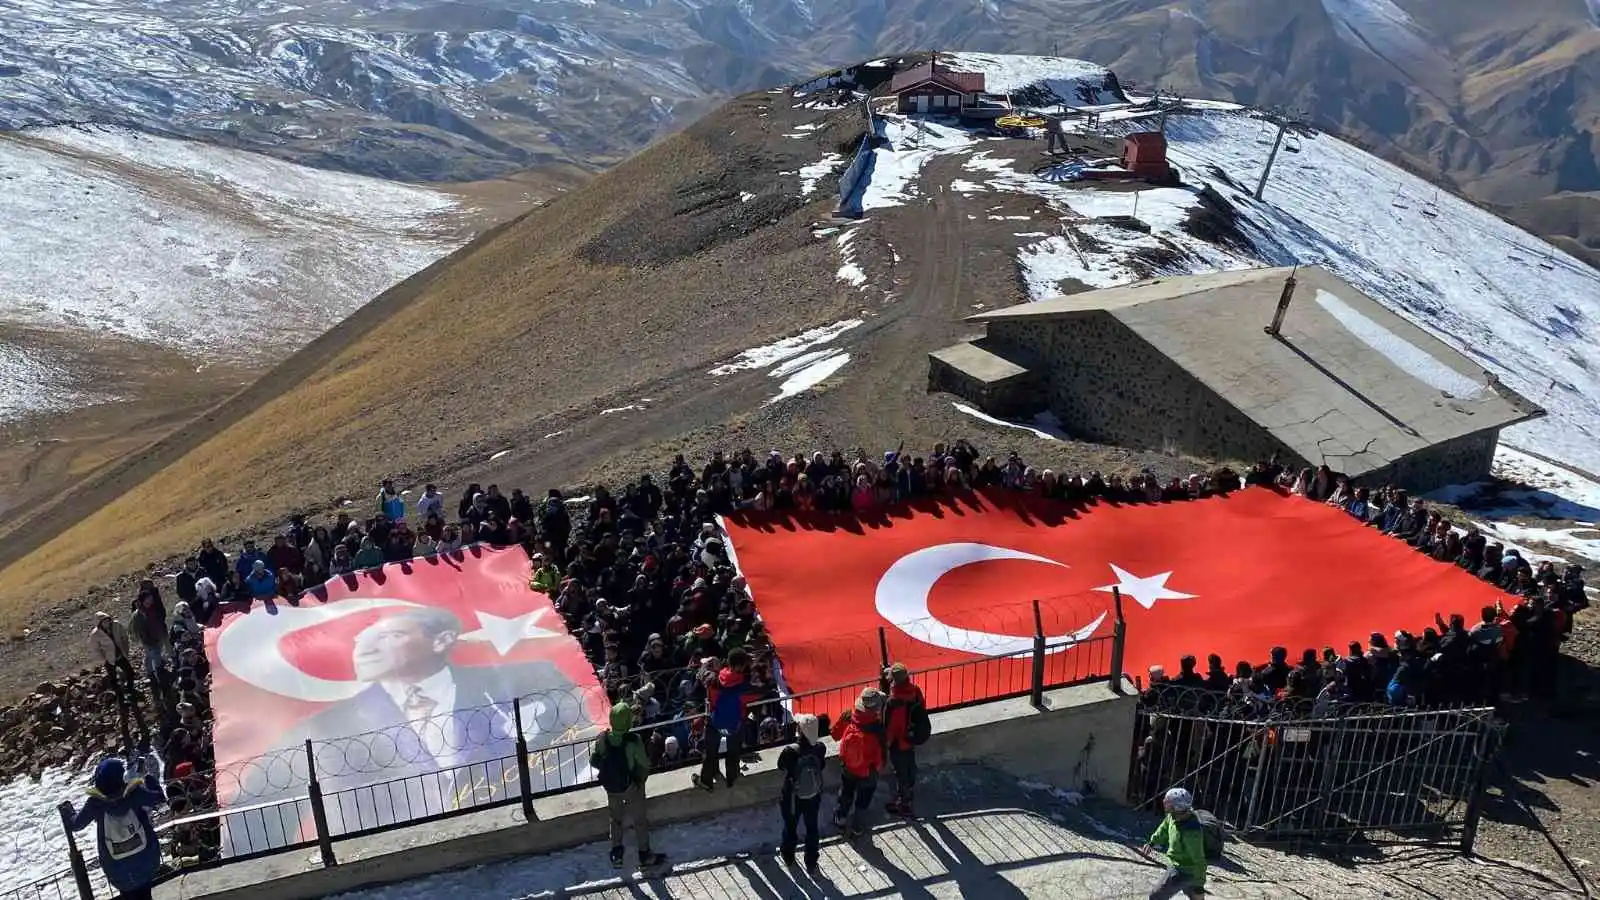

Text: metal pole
xmin=304 ymin=740 xmax=338 ymax=868
xmin=1254 ymin=119 xmax=1288 ymax=201
xmin=57 ymin=804 xmax=94 ymax=900
xmin=877 ymin=627 xmax=891 ymax=673
xmin=1109 ymin=587 xmax=1128 ymax=693
xmin=1030 ymin=599 xmax=1046 ymax=706
xmin=1458 ymin=720 xmax=1495 ymax=854
xmin=513 ymin=701 xmax=537 ymax=822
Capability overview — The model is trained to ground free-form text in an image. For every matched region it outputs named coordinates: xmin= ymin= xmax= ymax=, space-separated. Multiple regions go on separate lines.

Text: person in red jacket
xmin=695 ymin=649 xmax=751 ymax=791
xmin=882 ymin=663 xmax=931 ymax=817
xmin=830 ymin=687 xmax=886 ymax=837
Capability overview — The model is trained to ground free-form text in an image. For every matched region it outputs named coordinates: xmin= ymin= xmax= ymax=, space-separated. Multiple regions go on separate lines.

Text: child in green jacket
xmin=1140 ymin=787 xmax=1208 ymax=898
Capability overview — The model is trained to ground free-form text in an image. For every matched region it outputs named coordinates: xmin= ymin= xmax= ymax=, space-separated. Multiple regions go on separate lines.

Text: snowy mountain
xmin=1 ymin=0 xmax=1593 ymax=265
xmin=800 ymin=54 xmax=1600 ymax=478
xmin=0 ymin=0 xmax=787 ymax=180
xmin=0 ymin=125 xmax=464 ymax=420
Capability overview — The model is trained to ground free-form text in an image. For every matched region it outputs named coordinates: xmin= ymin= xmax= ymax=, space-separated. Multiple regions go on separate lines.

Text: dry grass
xmin=0 ymin=95 xmax=855 ymax=626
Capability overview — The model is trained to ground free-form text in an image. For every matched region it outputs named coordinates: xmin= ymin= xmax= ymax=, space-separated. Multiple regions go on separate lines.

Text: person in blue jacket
xmin=62 ymin=755 xmax=165 ymax=900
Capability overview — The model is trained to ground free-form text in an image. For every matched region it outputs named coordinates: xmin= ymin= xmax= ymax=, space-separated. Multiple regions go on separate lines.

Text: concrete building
xmin=929 ymin=266 xmax=1543 ymax=492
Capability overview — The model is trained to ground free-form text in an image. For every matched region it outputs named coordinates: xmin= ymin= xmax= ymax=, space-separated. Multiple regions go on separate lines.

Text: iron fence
xmin=1130 ymin=685 xmax=1504 ymax=852
xmin=0 ymin=869 xmax=78 ymax=900
xmin=36 ymin=591 xmax=1122 ymax=898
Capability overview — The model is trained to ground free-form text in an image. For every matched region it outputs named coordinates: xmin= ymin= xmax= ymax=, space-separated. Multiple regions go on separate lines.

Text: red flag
xmin=725 ymin=488 xmax=1509 ymax=711
xmin=204 ymin=546 xmax=602 ymax=813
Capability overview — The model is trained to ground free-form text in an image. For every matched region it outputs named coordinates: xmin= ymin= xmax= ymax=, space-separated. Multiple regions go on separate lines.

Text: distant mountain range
xmin=1 ymin=0 xmax=1594 ymax=263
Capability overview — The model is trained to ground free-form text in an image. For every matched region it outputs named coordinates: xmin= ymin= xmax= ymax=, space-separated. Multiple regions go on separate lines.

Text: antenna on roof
xmin=1264 ymin=265 xmax=1299 ymax=336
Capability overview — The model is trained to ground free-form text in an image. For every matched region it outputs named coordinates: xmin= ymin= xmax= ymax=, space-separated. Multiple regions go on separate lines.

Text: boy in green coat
xmin=590 ymin=702 xmax=668 ymax=871
xmin=1139 ymin=787 xmax=1208 ymax=898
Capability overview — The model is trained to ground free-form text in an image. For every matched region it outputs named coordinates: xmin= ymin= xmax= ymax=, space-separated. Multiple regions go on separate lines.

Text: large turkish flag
xmin=204 ymin=545 xmax=603 ymax=850
xmin=724 ymin=488 xmax=1510 ymax=713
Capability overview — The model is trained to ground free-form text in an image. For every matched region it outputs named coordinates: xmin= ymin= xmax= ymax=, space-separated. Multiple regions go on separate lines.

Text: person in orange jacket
xmin=830 ymin=687 xmax=886 ymax=837
xmin=882 ymin=663 xmax=931 ymax=817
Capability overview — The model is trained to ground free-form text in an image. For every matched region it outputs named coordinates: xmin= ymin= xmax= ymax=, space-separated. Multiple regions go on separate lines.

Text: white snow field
xmin=0 ymin=125 xmax=462 ymax=419
xmin=824 ymin=54 xmax=1600 ymax=479
xmin=1428 ymin=445 xmax=1600 ymax=565
xmin=0 ymin=765 xmax=98 ymax=896
xmin=0 ymin=342 xmax=111 ymax=421
xmin=941 ymin=52 xmax=1124 ymax=106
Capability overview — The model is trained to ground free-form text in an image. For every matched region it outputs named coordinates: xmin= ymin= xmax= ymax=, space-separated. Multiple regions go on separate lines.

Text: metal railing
xmin=31 ymin=588 xmax=1123 ymax=898
xmin=1129 ymin=685 xmax=1504 ymax=852
xmin=67 ymin=596 xmax=1120 ymax=894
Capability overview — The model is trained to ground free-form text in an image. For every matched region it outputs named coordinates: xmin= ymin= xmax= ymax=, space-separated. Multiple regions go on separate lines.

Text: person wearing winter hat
xmin=777 ymin=713 xmax=827 ymax=870
xmin=882 ymin=663 xmax=930 ymax=818
xmin=831 ymin=687 xmax=887 ymax=837
xmin=694 ymin=648 xmax=752 ymax=791
xmin=62 ymin=754 xmax=165 ymax=899
xmin=589 ymin=702 xmax=667 ymax=871
xmin=90 ymin=612 xmax=140 ymax=705
xmin=1140 ymin=787 xmax=1208 ymax=898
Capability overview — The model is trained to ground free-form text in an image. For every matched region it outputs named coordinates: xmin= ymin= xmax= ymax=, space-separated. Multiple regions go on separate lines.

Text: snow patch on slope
xmin=797 ymin=153 xmax=844 ymax=197
xmin=0 ymin=127 xmax=459 ymax=361
xmin=768 ymin=352 xmax=849 ymax=403
xmin=1429 ymin=445 xmax=1600 ymax=564
xmin=0 ymin=766 xmax=94 ymax=896
xmin=953 ymin=403 xmax=1069 ymax=441
xmin=1319 ymin=0 xmax=1453 ymax=93
xmin=940 ymin=53 xmax=1121 ymax=106
xmin=708 ymin=319 xmax=862 ymax=376
xmin=862 ymin=118 xmax=983 ymax=210
xmin=0 ymin=343 xmax=110 ymax=422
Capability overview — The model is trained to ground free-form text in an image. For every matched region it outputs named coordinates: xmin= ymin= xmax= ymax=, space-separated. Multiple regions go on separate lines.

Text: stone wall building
xmin=929 ymin=266 xmax=1543 ymax=493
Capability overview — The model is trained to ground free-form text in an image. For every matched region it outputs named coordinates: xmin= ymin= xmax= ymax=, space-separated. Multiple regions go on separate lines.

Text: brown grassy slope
xmin=0 ymin=91 xmax=860 ymax=624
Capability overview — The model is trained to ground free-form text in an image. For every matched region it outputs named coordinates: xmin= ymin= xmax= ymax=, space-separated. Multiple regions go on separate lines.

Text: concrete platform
xmin=321 ymin=766 xmax=1582 ymax=900
xmin=158 ymin=681 xmax=1136 ymax=900
xmin=927 ymin=341 xmax=1042 ymax=419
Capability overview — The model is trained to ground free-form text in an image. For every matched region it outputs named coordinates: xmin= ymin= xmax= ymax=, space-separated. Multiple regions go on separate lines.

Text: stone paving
xmin=532 ymin=766 xmax=1586 ymax=900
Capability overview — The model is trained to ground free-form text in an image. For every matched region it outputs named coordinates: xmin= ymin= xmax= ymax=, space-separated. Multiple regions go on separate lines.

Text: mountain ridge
xmin=3 ymin=0 xmax=1593 ymax=263
xmin=0 ymin=55 xmax=1596 ymax=695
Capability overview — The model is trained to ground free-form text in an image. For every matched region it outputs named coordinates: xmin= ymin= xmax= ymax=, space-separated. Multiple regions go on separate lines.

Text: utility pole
xmin=1254 ymin=117 xmax=1289 ymax=201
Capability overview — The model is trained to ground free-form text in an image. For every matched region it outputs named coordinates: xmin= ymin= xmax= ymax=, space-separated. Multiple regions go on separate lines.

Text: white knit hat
xmin=795 ymin=714 xmax=819 ymax=744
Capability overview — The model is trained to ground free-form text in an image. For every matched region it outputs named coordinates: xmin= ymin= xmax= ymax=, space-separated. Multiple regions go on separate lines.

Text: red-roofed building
xmin=888 ymin=56 xmax=1010 ymax=118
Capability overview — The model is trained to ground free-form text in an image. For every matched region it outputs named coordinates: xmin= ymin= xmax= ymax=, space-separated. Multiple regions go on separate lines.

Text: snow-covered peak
xmin=938 ymin=52 xmax=1126 ymax=107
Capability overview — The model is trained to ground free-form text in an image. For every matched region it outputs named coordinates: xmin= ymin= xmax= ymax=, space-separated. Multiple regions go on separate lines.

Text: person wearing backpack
xmin=1139 ymin=787 xmax=1209 ymax=898
xmin=777 ymin=713 xmax=826 ymax=870
xmin=589 ymin=702 xmax=667 ymax=871
xmin=61 ymin=753 xmax=164 ymax=900
xmin=695 ymin=648 xmax=752 ymax=792
xmin=882 ymin=662 xmax=930 ymax=817
xmin=830 ymin=687 xmax=886 ymax=837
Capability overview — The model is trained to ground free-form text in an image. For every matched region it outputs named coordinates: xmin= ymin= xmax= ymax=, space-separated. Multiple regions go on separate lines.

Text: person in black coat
xmin=777 ymin=714 xmax=826 ymax=871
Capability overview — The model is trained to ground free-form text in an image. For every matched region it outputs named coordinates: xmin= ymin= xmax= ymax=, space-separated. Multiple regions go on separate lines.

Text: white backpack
xmin=102 ymin=807 xmax=148 ymax=861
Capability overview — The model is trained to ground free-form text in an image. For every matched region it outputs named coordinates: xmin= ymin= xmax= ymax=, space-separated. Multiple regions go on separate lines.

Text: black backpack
xmin=1194 ymin=809 xmax=1226 ymax=860
xmin=595 ymin=733 xmax=639 ymax=793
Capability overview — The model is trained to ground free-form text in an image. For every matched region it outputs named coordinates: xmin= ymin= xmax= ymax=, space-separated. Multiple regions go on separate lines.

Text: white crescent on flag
xmin=874 ymin=542 xmax=1106 ymax=657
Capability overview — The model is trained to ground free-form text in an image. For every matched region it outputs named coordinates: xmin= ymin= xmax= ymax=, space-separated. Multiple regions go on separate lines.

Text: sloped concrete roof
xmin=970 ymin=266 xmax=1543 ymax=475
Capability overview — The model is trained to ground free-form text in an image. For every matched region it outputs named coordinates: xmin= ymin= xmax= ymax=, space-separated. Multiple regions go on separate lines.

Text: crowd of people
xmin=1141 ymin=460 xmax=1589 ymax=717
xmin=64 ymin=443 xmax=1590 ymax=895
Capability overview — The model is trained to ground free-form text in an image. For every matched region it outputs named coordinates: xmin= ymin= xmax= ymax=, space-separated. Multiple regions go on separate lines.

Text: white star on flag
xmin=1094 ymin=564 xmax=1197 ymax=610
xmin=461 ymin=608 xmax=562 ymax=656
